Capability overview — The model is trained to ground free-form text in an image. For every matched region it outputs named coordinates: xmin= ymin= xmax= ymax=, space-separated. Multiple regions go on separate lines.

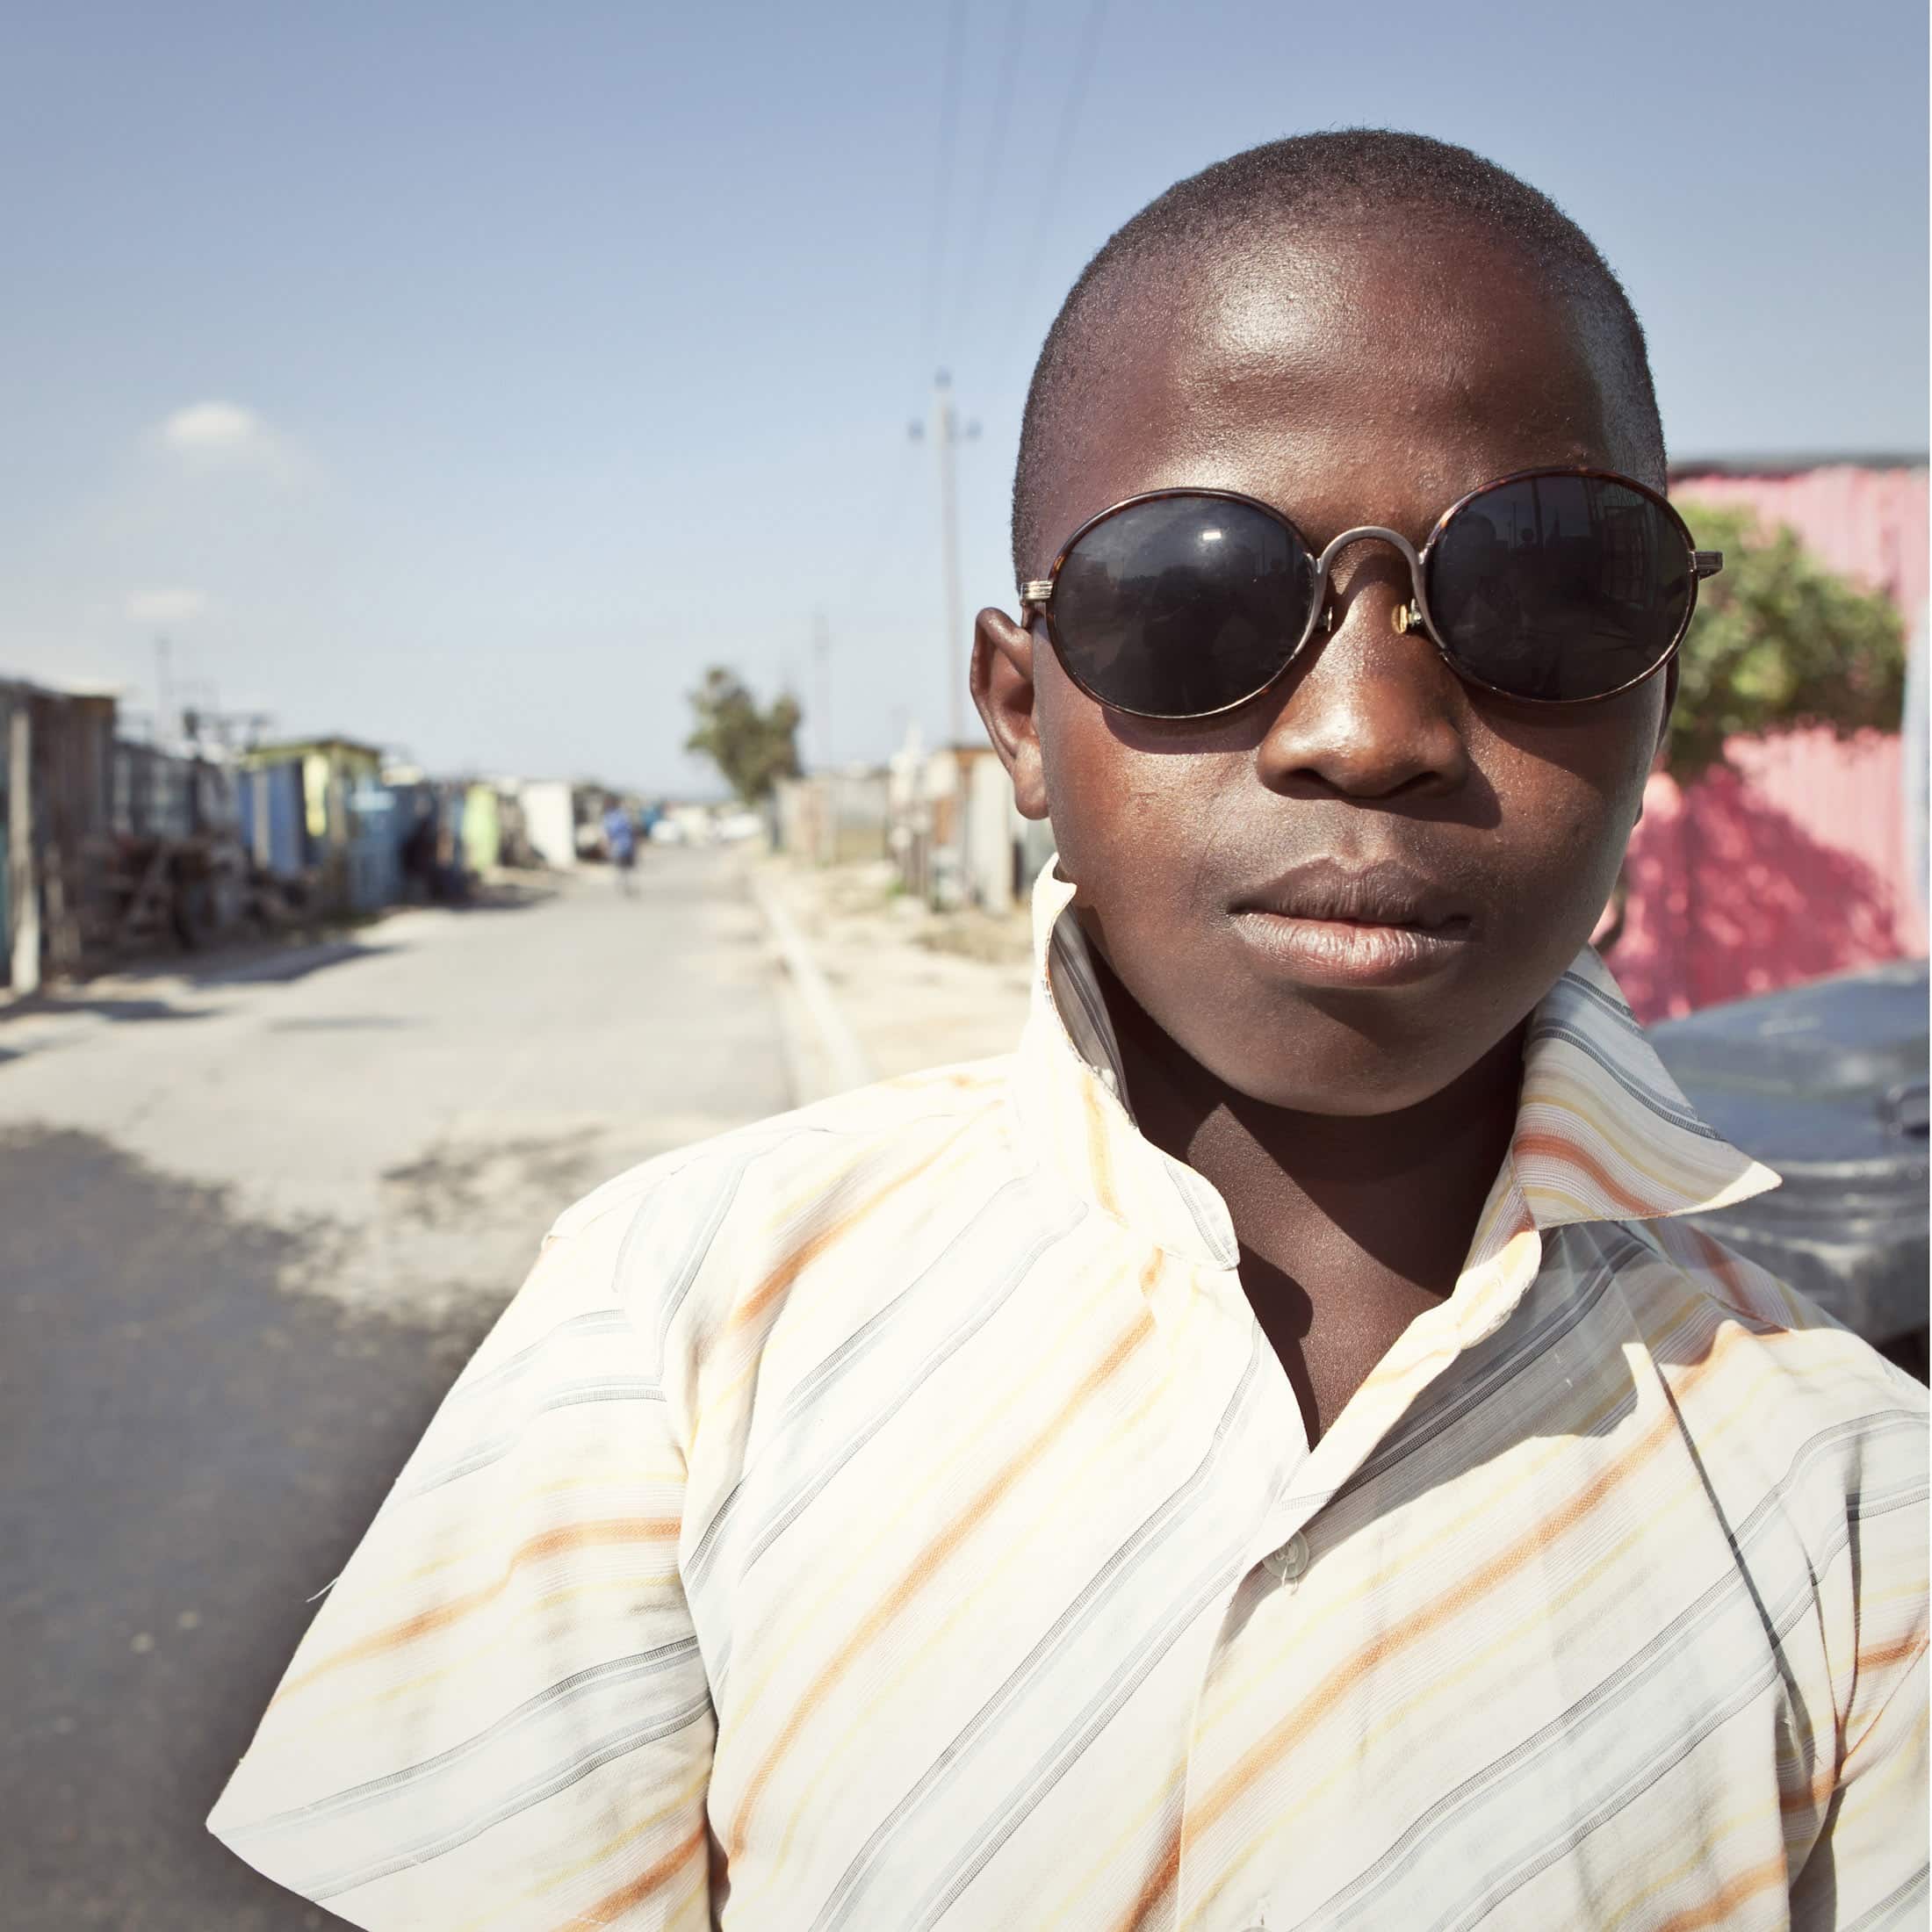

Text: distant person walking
xmin=400 ymin=804 xmax=437 ymax=905
xmin=602 ymin=804 xmax=638 ymax=896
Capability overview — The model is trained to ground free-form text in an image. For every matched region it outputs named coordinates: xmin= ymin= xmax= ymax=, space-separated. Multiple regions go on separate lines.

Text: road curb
xmin=746 ymin=867 xmax=875 ymax=1102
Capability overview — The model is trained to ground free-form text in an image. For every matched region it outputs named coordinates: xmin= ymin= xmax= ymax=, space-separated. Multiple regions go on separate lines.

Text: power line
xmin=1002 ymin=0 xmax=1111 ymax=367
xmin=921 ymin=0 xmax=970 ymax=350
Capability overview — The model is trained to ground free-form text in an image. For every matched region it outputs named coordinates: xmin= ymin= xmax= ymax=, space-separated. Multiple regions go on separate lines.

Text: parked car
xmin=1647 ymin=960 xmax=1929 ymax=1377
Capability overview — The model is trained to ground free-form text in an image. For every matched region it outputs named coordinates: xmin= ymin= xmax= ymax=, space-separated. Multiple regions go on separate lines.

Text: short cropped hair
xmin=1011 ymin=130 xmax=1666 ymax=581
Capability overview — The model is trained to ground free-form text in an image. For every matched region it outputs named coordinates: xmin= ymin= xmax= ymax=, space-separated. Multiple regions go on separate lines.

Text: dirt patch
xmin=381 ymin=1128 xmax=607 ymax=1227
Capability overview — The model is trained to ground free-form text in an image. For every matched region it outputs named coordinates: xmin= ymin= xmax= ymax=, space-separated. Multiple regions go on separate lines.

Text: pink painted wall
xmin=1604 ymin=465 xmax=1928 ymax=1022
xmin=1611 ymin=729 xmax=1925 ymax=1021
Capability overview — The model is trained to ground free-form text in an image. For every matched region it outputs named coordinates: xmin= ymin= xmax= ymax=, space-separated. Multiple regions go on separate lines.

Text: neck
xmin=1087 ymin=948 xmax=1525 ymax=1300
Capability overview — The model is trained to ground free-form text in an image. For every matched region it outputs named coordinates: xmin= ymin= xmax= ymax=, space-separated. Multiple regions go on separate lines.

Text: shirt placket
xmin=1169 ymin=1401 xmax=1410 ymax=1929
xmin=1155 ymin=1328 xmax=1323 ymax=1929
xmin=1171 ymin=1234 xmax=1549 ymax=1930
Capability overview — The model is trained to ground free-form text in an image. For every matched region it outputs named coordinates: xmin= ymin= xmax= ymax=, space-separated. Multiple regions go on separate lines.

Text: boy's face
xmin=975 ymin=220 xmax=1668 ymax=1116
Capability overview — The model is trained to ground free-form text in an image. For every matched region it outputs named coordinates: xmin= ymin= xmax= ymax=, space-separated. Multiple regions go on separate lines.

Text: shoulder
xmin=1615 ymin=1213 xmax=1925 ymax=1411
xmin=532 ymin=1056 xmax=1024 ymax=1370
xmin=1598 ymin=1214 xmax=1926 ymax=1609
xmin=1607 ymin=1217 xmax=1929 ymax=1808
xmin=1608 ymin=1213 xmax=1927 ymax=1453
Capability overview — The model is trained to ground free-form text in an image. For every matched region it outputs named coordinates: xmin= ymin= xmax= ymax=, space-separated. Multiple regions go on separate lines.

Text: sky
xmin=2 ymin=0 xmax=1926 ymax=794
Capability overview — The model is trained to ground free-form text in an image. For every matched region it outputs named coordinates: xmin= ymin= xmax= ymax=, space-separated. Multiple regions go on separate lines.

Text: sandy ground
xmin=755 ymin=854 xmax=1035 ymax=1088
xmin=0 ymin=855 xmax=788 ymax=1325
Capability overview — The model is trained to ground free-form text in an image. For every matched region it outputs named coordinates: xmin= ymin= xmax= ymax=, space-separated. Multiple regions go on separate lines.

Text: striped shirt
xmin=210 ymin=860 xmax=1929 ymax=1930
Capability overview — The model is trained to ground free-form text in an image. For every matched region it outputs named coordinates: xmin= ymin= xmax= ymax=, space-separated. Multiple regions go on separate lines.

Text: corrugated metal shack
xmin=237 ymin=737 xmax=387 ymax=917
xmin=107 ymin=738 xmax=252 ymax=949
xmin=776 ymin=735 xmax=1052 ymax=918
xmin=1 ymin=674 xmax=117 ymax=991
xmin=2 ymin=694 xmax=560 ymax=990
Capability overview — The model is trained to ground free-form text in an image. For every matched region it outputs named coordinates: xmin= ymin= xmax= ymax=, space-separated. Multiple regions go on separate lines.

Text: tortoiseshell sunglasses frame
xmin=1017 ymin=465 xmax=1722 ymax=718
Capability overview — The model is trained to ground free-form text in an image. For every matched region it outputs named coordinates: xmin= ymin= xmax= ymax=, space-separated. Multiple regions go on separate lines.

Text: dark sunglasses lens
xmin=1051 ymin=496 xmax=1315 ymax=717
xmin=1426 ymin=475 xmax=1692 ymax=700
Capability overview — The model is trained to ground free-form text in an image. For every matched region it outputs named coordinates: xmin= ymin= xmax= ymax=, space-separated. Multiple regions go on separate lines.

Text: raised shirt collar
xmin=1006 ymin=858 xmax=1778 ymax=1276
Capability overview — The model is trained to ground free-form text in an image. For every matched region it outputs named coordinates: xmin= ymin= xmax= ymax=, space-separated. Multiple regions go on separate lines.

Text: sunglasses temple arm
xmin=1692 ymin=550 xmax=1723 ymax=580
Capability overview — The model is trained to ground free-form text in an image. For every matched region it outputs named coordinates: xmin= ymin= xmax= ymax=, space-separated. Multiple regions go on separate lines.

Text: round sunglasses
xmin=1018 ymin=467 xmax=1722 ymax=717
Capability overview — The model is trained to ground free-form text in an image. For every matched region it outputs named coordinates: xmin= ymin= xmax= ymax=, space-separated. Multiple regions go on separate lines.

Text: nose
xmin=1255 ymin=543 xmax=1469 ymax=800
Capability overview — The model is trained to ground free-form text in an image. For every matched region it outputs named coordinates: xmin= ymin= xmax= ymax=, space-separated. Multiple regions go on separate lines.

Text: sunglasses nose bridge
xmin=1309 ymin=525 xmax=1428 ymax=629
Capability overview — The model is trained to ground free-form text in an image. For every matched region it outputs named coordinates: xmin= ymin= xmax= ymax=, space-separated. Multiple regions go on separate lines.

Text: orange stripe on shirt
xmin=1116 ymin=1827 xmax=1181 ymax=1932
xmin=726 ymin=1307 xmax=1153 ymax=1856
xmin=1180 ymin=1316 xmax=1777 ymax=1903
xmin=1514 ymin=1128 xmax=1654 ymax=1216
xmin=1083 ymin=1074 xmax=1121 ymax=1221
xmin=270 ymin=1517 xmax=678 ymax=1707
xmin=1647 ymin=1851 xmax=1789 ymax=1932
xmin=557 ymin=1815 xmax=709 ymax=1928
xmin=728 ymin=1115 xmax=980 ymax=1332
xmin=1856 ymin=1633 xmax=1926 ymax=1676
xmin=1181 ymin=1394 xmax=1688 ymax=1858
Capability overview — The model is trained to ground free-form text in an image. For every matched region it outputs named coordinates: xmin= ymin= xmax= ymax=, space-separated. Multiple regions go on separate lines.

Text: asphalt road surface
xmin=1 ymin=848 xmax=791 ymax=1929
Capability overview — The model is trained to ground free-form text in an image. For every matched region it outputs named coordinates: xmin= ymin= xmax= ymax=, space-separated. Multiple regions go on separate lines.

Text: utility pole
xmin=153 ymin=635 xmax=174 ymax=746
xmin=911 ymin=371 xmax=978 ymax=749
xmin=8 ymin=700 xmax=38 ymax=994
xmin=811 ymin=610 xmax=833 ymax=773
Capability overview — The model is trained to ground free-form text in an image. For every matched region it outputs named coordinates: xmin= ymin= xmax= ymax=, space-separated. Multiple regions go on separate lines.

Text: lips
xmin=1229 ymin=858 xmax=1474 ymax=988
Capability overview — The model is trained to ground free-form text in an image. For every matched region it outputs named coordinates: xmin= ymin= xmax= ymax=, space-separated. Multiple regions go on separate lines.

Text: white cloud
xmin=160 ymin=400 xmax=268 ymax=453
xmin=151 ymin=399 xmax=310 ymax=485
xmin=123 ymin=586 xmax=208 ymax=624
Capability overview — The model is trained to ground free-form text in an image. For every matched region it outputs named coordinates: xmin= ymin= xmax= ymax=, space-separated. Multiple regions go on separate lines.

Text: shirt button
xmin=1263 ymin=1531 xmax=1309 ymax=1588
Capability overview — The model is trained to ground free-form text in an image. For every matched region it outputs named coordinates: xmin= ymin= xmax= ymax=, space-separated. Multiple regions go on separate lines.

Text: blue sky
xmin=3 ymin=0 xmax=1925 ymax=791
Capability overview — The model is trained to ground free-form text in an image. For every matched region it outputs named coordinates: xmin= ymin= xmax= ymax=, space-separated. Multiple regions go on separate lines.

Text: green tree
xmin=1666 ymin=502 xmax=1906 ymax=783
xmin=684 ymin=667 xmax=803 ymax=803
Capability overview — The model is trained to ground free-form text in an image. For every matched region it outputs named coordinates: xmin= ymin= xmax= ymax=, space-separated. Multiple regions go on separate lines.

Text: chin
xmin=1171 ymin=1006 xmax=1482 ymax=1118
xmin=1219 ymin=1057 xmax=1468 ymax=1118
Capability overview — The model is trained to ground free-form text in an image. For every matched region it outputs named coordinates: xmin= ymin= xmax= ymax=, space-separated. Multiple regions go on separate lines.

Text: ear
xmin=971 ymin=606 xmax=1049 ymax=820
xmin=1634 ymin=659 xmax=1680 ymax=825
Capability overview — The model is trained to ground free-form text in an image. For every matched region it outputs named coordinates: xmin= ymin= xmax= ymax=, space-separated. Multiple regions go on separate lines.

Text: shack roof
xmin=0 ymin=669 xmax=121 ymax=703
xmin=1669 ymin=451 xmax=1928 ymax=479
xmin=239 ymin=735 xmax=386 ymax=768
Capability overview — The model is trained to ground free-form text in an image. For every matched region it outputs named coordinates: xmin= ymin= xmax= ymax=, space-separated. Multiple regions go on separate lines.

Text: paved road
xmin=1 ymin=848 xmax=791 ymax=1929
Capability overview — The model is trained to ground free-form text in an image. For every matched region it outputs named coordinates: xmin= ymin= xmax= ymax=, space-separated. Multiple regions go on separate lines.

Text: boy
xmin=211 ymin=133 xmax=1928 ymax=1929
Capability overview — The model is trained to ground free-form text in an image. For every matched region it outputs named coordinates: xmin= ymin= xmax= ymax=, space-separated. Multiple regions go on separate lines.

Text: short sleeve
xmin=208 ymin=1211 xmax=716 ymax=1929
